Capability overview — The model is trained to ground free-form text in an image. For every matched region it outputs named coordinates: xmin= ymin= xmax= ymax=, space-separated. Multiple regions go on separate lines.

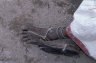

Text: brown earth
xmin=0 ymin=0 xmax=95 ymax=63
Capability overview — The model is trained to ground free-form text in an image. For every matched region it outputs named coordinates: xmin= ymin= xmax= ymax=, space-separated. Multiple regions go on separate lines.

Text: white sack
xmin=68 ymin=0 xmax=96 ymax=60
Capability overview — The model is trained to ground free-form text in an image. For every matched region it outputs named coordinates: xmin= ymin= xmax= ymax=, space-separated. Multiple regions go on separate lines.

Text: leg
xmin=21 ymin=25 xmax=68 ymax=41
xmin=21 ymin=25 xmax=81 ymax=56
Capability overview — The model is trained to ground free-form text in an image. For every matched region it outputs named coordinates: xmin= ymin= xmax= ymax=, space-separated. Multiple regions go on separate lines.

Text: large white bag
xmin=66 ymin=0 xmax=96 ymax=60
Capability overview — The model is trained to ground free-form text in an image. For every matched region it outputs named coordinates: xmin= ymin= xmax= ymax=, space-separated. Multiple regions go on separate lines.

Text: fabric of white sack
xmin=66 ymin=0 xmax=96 ymax=60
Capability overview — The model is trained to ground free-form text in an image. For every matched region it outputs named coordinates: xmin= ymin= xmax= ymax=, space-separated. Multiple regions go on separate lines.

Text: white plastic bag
xmin=66 ymin=0 xmax=96 ymax=60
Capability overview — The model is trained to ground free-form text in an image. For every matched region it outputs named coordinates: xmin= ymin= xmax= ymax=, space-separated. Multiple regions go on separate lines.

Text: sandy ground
xmin=0 ymin=0 xmax=95 ymax=63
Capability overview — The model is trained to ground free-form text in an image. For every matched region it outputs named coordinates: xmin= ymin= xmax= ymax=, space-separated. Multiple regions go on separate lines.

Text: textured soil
xmin=0 ymin=0 xmax=95 ymax=63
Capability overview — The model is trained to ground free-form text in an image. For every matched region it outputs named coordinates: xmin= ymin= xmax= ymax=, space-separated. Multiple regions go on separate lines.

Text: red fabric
xmin=66 ymin=26 xmax=89 ymax=55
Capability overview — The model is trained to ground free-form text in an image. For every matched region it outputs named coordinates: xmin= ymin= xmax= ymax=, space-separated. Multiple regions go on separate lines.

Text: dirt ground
xmin=0 ymin=0 xmax=95 ymax=63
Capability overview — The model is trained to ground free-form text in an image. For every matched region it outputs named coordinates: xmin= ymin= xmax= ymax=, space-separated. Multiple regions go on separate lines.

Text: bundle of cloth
xmin=66 ymin=0 xmax=96 ymax=60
